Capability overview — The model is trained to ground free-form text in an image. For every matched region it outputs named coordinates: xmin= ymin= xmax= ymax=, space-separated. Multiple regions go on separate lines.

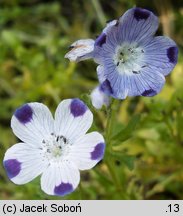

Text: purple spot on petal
xmin=142 ymin=89 xmax=157 ymax=97
xmin=95 ymin=33 xmax=106 ymax=47
xmin=15 ymin=104 xmax=33 ymax=124
xmin=54 ymin=182 xmax=73 ymax=196
xmin=100 ymin=79 xmax=113 ymax=95
xmin=91 ymin=142 xmax=105 ymax=160
xmin=134 ymin=8 xmax=150 ymax=21
xmin=70 ymin=98 xmax=87 ymax=117
xmin=4 ymin=159 xmax=21 ymax=179
xmin=167 ymin=46 xmax=178 ymax=64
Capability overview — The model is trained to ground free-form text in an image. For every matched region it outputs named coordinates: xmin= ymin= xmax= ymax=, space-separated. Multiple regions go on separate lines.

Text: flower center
xmin=113 ymin=42 xmax=146 ymax=75
xmin=41 ymin=133 xmax=71 ymax=163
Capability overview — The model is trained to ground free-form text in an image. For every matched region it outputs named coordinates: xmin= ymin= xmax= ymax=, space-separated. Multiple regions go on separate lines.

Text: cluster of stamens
xmin=40 ymin=133 xmax=70 ymax=162
xmin=113 ymin=43 xmax=147 ymax=75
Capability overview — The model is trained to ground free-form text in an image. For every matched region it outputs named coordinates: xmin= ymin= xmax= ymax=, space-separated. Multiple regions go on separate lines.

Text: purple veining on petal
xmin=54 ymin=182 xmax=73 ymax=196
xmin=4 ymin=159 xmax=21 ymax=179
xmin=70 ymin=98 xmax=87 ymax=117
xmin=167 ymin=46 xmax=178 ymax=64
xmin=91 ymin=142 xmax=105 ymax=160
xmin=100 ymin=79 xmax=113 ymax=95
xmin=134 ymin=8 xmax=150 ymax=21
xmin=15 ymin=104 xmax=33 ymax=124
xmin=141 ymin=89 xmax=157 ymax=97
xmin=95 ymin=33 xmax=106 ymax=47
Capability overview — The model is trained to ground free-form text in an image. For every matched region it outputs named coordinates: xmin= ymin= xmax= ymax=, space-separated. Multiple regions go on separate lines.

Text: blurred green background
xmin=0 ymin=0 xmax=183 ymax=200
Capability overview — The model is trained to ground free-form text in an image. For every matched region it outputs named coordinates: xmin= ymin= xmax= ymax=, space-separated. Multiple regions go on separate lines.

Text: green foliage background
xmin=0 ymin=0 xmax=183 ymax=200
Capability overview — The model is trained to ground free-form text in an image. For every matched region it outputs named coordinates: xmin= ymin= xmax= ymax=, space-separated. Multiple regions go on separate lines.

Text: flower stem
xmin=105 ymin=99 xmax=118 ymax=148
xmin=91 ymin=0 xmax=106 ymax=26
xmin=104 ymin=99 xmax=125 ymax=198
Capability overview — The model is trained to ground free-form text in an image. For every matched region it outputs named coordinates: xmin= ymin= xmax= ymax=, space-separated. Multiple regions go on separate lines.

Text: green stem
xmin=105 ymin=99 xmax=118 ymax=148
xmin=104 ymin=99 xmax=125 ymax=198
xmin=164 ymin=116 xmax=180 ymax=145
xmin=79 ymin=182 xmax=84 ymax=199
xmin=91 ymin=0 xmax=106 ymax=26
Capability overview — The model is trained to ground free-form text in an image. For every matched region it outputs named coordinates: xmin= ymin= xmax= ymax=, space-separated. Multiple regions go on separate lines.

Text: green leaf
xmin=110 ymin=151 xmax=136 ymax=171
xmin=112 ymin=114 xmax=141 ymax=144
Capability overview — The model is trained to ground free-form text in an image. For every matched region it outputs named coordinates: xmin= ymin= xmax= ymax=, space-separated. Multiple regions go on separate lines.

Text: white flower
xmin=3 ymin=98 xmax=105 ymax=196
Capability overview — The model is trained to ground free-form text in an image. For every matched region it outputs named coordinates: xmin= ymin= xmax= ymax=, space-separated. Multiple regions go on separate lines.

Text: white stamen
xmin=113 ymin=42 xmax=145 ymax=76
xmin=41 ymin=133 xmax=71 ymax=163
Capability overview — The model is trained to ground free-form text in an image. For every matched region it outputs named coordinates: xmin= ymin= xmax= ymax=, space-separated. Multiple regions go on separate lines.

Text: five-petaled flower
xmin=3 ymin=99 xmax=105 ymax=196
xmin=65 ymin=7 xmax=178 ymax=100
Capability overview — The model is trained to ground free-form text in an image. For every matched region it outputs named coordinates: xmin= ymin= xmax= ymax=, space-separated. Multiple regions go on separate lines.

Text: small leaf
xmin=112 ymin=114 xmax=141 ymax=144
xmin=110 ymin=151 xmax=136 ymax=171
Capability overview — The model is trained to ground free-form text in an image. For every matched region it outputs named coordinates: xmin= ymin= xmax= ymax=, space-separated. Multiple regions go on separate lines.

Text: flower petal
xmin=103 ymin=20 xmax=117 ymax=34
xmin=127 ymin=68 xmax=165 ymax=97
xmin=65 ymin=39 xmax=95 ymax=62
xmin=11 ymin=103 xmax=54 ymax=146
xmin=69 ymin=132 xmax=105 ymax=170
xmin=3 ymin=143 xmax=47 ymax=184
xmin=102 ymin=64 xmax=165 ymax=99
xmin=143 ymin=36 xmax=178 ymax=75
xmin=41 ymin=162 xmax=80 ymax=196
xmin=106 ymin=71 xmax=129 ymax=99
xmin=115 ymin=7 xmax=159 ymax=44
xmin=95 ymin=20 xmax=117 ymax=48
xmin=97 ymin=65 xmax=106 ymax=82
xmin=90 ymin=86 xmax=110 ymax=109
xmin=54 ymin=99 xmax=93 ymax=142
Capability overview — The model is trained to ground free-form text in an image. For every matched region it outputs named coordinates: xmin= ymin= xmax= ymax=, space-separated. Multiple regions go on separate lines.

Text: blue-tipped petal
xmin=111 ymin=7 xmax=159 ymax=44
xmin=54 ymin=99 xmax=93 ymax=141
xmin=54 ymin=183 xmax=74 ymax=196
xmin=144 ymin=36 xmax=178 ymax=76
xmin=11 ymin=103 xmax=54 ymax=145
xmin=69 ymin=132 xmax=105 ymax=170
xmin=41 ymin=162 xmax=80 ymax=196
xmin=3 ymin=143 xmax=47 ymax=184
xmin=129 ymin=67 xmax=165 ymax=97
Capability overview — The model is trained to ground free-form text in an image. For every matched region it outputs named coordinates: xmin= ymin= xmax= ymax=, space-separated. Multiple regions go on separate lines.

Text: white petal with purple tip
xmin=41 ymin=162 xmax=80 ymax=196
xmin=3 ymin=143 xmax=48 ymax=184
xmin=69 ymin=132 xmax=105 ymax=170
xmin=54 ymin=99 xmax=93 ymax=142
xmin=90 ymin=86 xmax=110 ymax=109
xmin=11 ymin=103 xmax=54 ymax=147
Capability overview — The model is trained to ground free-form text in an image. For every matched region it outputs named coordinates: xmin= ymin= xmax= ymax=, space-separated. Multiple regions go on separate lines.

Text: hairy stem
xmin=105 ymin=99 xmax=125 ymax=198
